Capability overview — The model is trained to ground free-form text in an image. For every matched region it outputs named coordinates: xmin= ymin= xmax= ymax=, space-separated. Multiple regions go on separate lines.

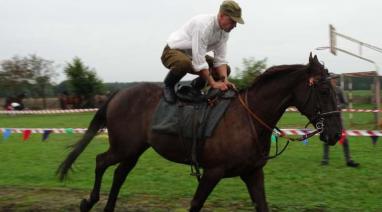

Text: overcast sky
xmin=1 ymin=0 xmax=381 ymax=83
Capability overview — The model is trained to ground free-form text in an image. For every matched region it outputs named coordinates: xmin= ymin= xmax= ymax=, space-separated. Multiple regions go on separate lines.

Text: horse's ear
xmin=309 ymin=52 xmax=313 ymax=63
xmin=313 ymin=55 xmax=319 ymax=63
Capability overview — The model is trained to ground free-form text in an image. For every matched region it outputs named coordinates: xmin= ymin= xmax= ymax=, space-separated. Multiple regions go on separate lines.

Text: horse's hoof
xmin=80 ymin=199 xmax=89 ymax=212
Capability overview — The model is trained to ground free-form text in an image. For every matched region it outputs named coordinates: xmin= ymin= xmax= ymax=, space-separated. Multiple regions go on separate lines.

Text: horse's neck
xmin=246 ymin=75 xmax=301 ymax=128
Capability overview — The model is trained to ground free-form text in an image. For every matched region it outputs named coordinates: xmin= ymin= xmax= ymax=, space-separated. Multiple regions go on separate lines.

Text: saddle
xmin=151 ymin=82 xmax=236 ymax=179
xmin=151 ymin=82 xmax=235 ymax=139
xmin=174 ymin=82 xmax=223 ymax=103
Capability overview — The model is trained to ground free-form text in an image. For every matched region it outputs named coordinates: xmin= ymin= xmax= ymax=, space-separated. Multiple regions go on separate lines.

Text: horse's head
xmin=292 ymin=53 xmax=342 ymax=145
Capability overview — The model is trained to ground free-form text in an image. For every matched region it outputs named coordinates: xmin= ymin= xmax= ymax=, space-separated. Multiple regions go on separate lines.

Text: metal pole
xmin=375 ymin=65 xmax=381 ymax=129
xmin=348 ymin=78 xmax=353 ymax=126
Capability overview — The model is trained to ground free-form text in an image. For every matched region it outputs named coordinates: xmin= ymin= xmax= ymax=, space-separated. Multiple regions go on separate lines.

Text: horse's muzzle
xmin=320 ymin=132 xmax=341 ymax=146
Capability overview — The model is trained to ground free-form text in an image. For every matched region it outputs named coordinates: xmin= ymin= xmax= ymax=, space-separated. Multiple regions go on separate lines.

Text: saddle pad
xmin=151 ymin=90 xmax=235 ymax=139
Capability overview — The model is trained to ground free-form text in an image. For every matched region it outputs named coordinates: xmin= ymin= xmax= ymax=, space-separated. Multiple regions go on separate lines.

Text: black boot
xmin=163 ymin=71 xmax=183 ymax=104
xmin=191 ymin=76 xmax=206 ymax=91
xmin=346 ymin=160 xmax=360 ymax=167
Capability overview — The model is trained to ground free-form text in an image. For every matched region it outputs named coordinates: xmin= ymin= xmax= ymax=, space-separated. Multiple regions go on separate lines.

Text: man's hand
xmin=210 ymin=81 xmax=229 ymax=91
xmin=223 ymin=79 xmax=236 ymax=90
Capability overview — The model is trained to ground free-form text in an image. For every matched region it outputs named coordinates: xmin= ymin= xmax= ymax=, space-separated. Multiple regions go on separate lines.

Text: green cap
xmin=220 ymin=0 xmax=244 ymax=24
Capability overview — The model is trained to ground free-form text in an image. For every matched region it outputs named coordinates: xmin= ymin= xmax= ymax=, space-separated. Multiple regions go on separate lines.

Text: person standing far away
xmin=321 ymin=73 xmax=360 ymax=167
xmin=160 ymin=0 xmax=244 ymax=103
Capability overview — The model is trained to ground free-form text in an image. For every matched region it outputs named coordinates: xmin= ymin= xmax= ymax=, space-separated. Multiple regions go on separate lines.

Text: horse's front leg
xmin=240 ymin=168 xmax=268 ymax=212
xmin=189 ymin=168 xmax=224 ymax=212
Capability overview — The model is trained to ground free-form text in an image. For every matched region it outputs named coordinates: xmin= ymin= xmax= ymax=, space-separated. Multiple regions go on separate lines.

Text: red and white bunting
xmin=0 ymin=109 xmax=97 ymax=114
xmin=0 ymin=128 xmax=107 ymax=134
xmin=285 ymin=108 xmax=382 ymax=113
xmin=1 ymin=107 xmax=381 ymax=115
xmin=1 ymin=128 xmax=381 ymax=137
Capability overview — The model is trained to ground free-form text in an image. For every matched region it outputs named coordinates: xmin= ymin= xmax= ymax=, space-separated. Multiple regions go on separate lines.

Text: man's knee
xmin=171 ymin=59 xmax=193 ymax=75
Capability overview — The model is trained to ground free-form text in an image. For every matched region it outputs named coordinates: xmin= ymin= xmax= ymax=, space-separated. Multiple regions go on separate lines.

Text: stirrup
xmin=190 ymin=164 xmax=202 ymax=181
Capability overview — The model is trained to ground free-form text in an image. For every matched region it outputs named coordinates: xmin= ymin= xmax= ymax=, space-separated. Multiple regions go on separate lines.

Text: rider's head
xmin=329 ymin=72 xmax=340 ymax=87
xmin=218 ymin=0 xmax=244 ymax=32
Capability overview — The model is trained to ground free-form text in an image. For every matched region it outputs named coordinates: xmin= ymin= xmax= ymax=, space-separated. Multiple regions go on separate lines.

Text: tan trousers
xmin=161 ymin=45 xmax=230 ymax=79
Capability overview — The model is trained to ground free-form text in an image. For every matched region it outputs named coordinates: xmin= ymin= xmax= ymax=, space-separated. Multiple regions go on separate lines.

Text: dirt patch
xmin=0 ymin=187 xmax=295 ymax=211
xmin=0 ymin=187 xmax=180 ymax=212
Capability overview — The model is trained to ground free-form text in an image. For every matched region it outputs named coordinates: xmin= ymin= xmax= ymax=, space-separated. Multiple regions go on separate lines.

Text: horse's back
xmin=106 ymin=83 xmax=162 ymax=151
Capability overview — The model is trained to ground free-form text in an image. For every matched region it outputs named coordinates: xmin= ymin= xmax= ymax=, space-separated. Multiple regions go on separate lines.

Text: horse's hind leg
xmin=80 ymin=151 xmax=119 ymax=212
xmin=104 ymin=145 xmax=149 ymax=212
xmin=240 ymin=168 xmax=268 ymax=212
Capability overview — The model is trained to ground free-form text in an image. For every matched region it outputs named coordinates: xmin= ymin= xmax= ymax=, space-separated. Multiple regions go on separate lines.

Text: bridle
xmin=300 ymin=75 xmax=341 ymax=132
xmin=238 ymin=74 xmax=340 ymax=159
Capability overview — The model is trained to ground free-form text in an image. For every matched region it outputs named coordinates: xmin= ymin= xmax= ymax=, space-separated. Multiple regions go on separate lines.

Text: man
xmin=321 ymin=73 xmax=360 ymax=167
xmin=161 ymin=0 xmax=244 ymax=103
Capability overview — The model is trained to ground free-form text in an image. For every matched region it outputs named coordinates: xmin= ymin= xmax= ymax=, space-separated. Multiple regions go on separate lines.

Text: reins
xmin=237 ymin=89 xmax=323 ymax=159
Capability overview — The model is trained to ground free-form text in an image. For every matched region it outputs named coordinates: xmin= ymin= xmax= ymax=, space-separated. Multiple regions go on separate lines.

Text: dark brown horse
xmin=58 ymin=91 xmax=83 ymax=109
xmin=57 ymin=54 xmax=342 ymax=212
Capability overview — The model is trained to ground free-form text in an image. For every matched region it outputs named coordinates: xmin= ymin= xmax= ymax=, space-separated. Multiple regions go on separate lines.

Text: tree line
xmin=0 ymin=55 xmax=106 ymax=108
xmin=0 ymin=54 xmax=378 ymax=108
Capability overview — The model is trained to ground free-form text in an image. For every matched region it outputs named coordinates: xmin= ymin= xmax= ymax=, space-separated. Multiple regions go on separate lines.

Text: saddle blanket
xmin=151 ymin=89 xmax=235 ymax=139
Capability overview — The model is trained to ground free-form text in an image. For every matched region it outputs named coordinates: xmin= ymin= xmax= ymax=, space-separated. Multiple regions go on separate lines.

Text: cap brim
xmin=231 ymin=16 xmax=244 ymax=24
xmin=329 ymin=73 xmax=340 ymax=79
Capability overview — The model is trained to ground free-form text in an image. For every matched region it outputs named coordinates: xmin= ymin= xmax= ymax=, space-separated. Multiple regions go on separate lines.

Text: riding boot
xmin=342 ymin=138 xmax=351 ymax=162
xmin=163 ymin=71 xmax=184 ymax=104
xmin=191 ymin=76 xmax=206 ymax=92
xmin=342 ymin=138 xmax=360 ymax=167
xmin=321 ymin=143 xmax=330 ymax=165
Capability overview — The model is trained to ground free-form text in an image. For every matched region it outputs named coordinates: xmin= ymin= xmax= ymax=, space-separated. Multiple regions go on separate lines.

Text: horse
xmin=57 ymin=54 xmax=342 ymax=212
xmin=58 ymin=92 xmax=83 ymax=109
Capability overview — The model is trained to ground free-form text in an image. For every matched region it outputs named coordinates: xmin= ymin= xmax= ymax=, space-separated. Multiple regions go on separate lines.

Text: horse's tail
xmin=56 ymin=91 xmax=119 ymax=181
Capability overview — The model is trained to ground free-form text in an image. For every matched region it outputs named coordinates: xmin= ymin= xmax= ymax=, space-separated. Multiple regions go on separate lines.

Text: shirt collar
xmin=213 ymin=15 xmax=223 ymax=32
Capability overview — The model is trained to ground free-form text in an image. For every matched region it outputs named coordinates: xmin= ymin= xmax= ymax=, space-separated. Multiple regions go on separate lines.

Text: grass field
xmin=0 ymin=108 xmax=382 ymax=211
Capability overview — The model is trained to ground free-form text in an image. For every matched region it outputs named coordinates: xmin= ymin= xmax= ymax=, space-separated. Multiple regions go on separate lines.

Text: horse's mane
xmin=251 ymin=64 xmax=307 ymax=89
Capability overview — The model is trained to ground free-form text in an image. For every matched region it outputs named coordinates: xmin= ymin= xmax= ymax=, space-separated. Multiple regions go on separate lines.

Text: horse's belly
xmin=149 ymin=132 xmax=192 ymax=165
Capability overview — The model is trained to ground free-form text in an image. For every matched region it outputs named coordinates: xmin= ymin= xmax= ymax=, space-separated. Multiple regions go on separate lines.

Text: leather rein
xmin=237 ymin=79 xmax=339 ymax=160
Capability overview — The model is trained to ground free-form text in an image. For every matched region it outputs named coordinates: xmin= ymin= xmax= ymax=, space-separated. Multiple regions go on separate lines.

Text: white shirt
xmin=167 ymin=14 xmax=229 ymax=72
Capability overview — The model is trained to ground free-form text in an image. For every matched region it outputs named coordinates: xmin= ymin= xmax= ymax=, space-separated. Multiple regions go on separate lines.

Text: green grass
xmin=0 ymin=109 xmax=381 ymax=211
xmin=0 ymin=112 xmax=94 ymax=128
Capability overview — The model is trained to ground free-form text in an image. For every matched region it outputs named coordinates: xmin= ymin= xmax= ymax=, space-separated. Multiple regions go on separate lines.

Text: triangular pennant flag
xmin=22 ymin=129 xmax=32 ymax=141
xmin=2 ymin=129 xmax=12 ymax=140
xmin=65 ymin=128 xmax=73 ymax=134
xmin=338 ymin=130 xmax=346 ymax=145
xmin=42 ymin=130 xmax=53 ymax=141
xmin=271 ymin=134 xmax=276 ymax=143
xmin=303 ymin=139 xmax=309 ymax=145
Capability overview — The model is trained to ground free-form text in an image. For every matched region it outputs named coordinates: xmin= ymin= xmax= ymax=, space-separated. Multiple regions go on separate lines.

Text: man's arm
xmin=191 ymin=27 xmax=229 ymax=91
xmin=213 ymin=65 xmax=235 ymax=89
xmin=337 ymin=87 xmax=348 ymax=109
xmin=212 ymin=37 xmax=235 ymax=89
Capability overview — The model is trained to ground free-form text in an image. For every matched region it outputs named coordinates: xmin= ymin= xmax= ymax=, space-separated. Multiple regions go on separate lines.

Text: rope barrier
xmin=0 ymin=128 xmax=107 ymax=134
xmin=0 ymin=109 xmax=97 ymax=114
xmin=1 ymin=128 xmax=380 ymax=136
xmin=1 ymin=107 xmax=381 ymax=115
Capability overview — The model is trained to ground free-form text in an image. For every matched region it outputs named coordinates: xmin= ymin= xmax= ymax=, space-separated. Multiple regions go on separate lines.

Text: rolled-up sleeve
xmin=213 ymin=38 xmax=228 ymax=67
xmin=191 ymin=28 xmax=209 ymax=72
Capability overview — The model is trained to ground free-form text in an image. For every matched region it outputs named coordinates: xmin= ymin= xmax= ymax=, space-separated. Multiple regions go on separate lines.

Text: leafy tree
xmin=0 ymin=55 xmax=34 ymax=96
xmin=64 ymin=57 xmax=105 ymax=108
xmin=26 ymin=54 xmax=57 ymax=108
xmin=0 ymin=55 xmax=57 ymax=108
xmin=229 ymin=57 xmax=267 ymax=90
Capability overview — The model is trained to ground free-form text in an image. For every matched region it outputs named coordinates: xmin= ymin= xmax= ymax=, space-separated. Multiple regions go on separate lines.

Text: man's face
xmin=218 ymin=14 xmax=237 ymax=32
